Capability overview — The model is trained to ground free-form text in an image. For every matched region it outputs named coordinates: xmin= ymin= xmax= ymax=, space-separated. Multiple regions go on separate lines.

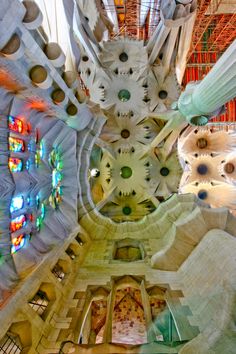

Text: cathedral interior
xmin=1 ymin=0 xmax=236 ymax=353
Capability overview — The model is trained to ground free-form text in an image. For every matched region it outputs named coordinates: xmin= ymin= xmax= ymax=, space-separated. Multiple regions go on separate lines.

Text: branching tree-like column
xmin=178 ymin=39 xmax=236 ymax=125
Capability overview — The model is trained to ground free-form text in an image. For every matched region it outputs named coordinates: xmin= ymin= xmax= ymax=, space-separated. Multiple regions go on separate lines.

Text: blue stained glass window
xmin=10 ymin=196 xmax=24 ymax=213
xmin=9 ymin=158 xmax=23 ymax=172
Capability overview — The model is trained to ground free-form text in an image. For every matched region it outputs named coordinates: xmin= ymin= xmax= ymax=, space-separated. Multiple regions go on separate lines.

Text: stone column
xmin=75 ymin=290 xmax=92 ymax=343
xmin=102 ymin=280 xmax=116 ymax=343
xmin=140 ymin=280 xmax=159 ymax=342
xmin=83 ymin=306 xmax=92 ymax=344
xmin=178 ymin=39 xmax=236 ymax=125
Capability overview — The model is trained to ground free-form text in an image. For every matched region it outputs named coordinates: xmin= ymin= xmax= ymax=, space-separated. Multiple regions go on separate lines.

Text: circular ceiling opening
xmin=197 ymin=164 xmax=208 ymax=175
xmin=120 ymin=166 xmax=132 ymax=179
xmin=82 ymin=55 xmax=89 ymax=62
xmin=122 ymin=206 xmax=132 ymax=215
xmin=160 ymin=167 xmax=170 ymax=176
xmin=121 ymin=129 xmax=130 ymax=139
xmin=224 ymin=162 xmax=235 ymax=174
xmin=158 ymin=90 xmax=168 ymax=99
xmin=196 ymin=137 xmax=207 ymax=149
xmin=119 ymin=52 xmax=128 ymax=62
xmin=118 ymin=89 xmax=131 ymax=102
xmin=198 ymin=190 xmax=208 ymax=200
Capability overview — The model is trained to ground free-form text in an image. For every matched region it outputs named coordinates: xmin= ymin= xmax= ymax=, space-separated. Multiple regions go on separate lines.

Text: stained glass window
xmin=10 ymin=196 xmax=24 ymax=213
xmin=8 ymin=115 xmax=23 ymax=133
xmin=39 ymin=141 xmax=44 ymax=158
xmin=49 ymin=187 xmax=62 ymax=209
xmin=52 ymin=169 xmax=62 ymax=188
xmin=48 ymin=149 xmax=63 ymax=209
xmin=26 ymin=159 xmax=30 ymax=170
xmin=35 ymin=150 xmax=40 ymax=167
xmin=9 ymin=137 xmax=25 ymax=152
xmin=41 ymin=203 xmax=45 ymax=219
xmin=36 ymin=194 xmax=40 ymax=209
xmin=36 ymin=216 xmax=42 ymax=232
xmin=11 ymin=234 xmax=26 ymax=254
xmin=35 ymin=202 xmax=45 ymax=231
xmin=49 ymin=149 xmax=56 ymax=168
xmin=49 ymin=149 xmax=62 ymax=170
xmin=10 ymin=215 xmax=26 ymax=232
xmin=8 ymin=157 xmax=23 ymax=172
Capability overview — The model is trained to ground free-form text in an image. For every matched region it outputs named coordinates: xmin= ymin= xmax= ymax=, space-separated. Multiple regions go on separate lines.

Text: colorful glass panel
xmin=49 ymin=149 xmax=57 ymax=168
xmin=36 ymin=216 xmax=42 ymax=231
xmin=39 ymin=141 xmax=44 ymax=158
xmin=28 ymin=214 xmax=34 ymax=222
xmin=35 ymin=150 xmax=40 ymax=167
xmin=11 ymin=234 xmax=26 ymax=254
xmin=9 ymin=137 xmax=25 ymax=152
xmin=26 ymin=159 xmax=30 ymax=170
xmin=49 ymin=187 xmax=62 ymax=209
xmin=8 ymin=157 xmax=23 ymax=172
xmin=49 ymin=149 xmax=62 ymax=170
xmin=36 ymin=194 xmax=40 ymax=209
xmin=41 ymin=203 xmax=45 ymax=219
xmin=10 ymin=215 xmax=26 ymax=232
xmin=10 ymin=196 xmax=24 ymax=213
xmin=8 ymin=116 xmax=23 ymax=133
xmin=52 ymin=169 xmax=62 ymax=188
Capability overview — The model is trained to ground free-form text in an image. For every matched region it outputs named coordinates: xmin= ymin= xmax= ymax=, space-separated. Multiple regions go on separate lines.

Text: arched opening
xmin=28 ymin=283 xmax=56 ymax=320
xmin=112 ymin=286 xmax=147 ymax=344
xmin=0 ymin=321 xmax=32 ymax=353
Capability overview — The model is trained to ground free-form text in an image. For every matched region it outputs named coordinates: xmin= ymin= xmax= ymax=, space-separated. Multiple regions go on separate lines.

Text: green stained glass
xmin=118 ymin=89 xmax=131 ymax=102
xmin=120 ymin=166 xmax=132 ymax=179
xmin=122 ymin=206 xmax=132 ymax=215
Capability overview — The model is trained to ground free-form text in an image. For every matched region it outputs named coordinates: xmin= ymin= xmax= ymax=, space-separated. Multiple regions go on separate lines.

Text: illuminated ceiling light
xmin=90 ymin=168 xmax=100 ymax=177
